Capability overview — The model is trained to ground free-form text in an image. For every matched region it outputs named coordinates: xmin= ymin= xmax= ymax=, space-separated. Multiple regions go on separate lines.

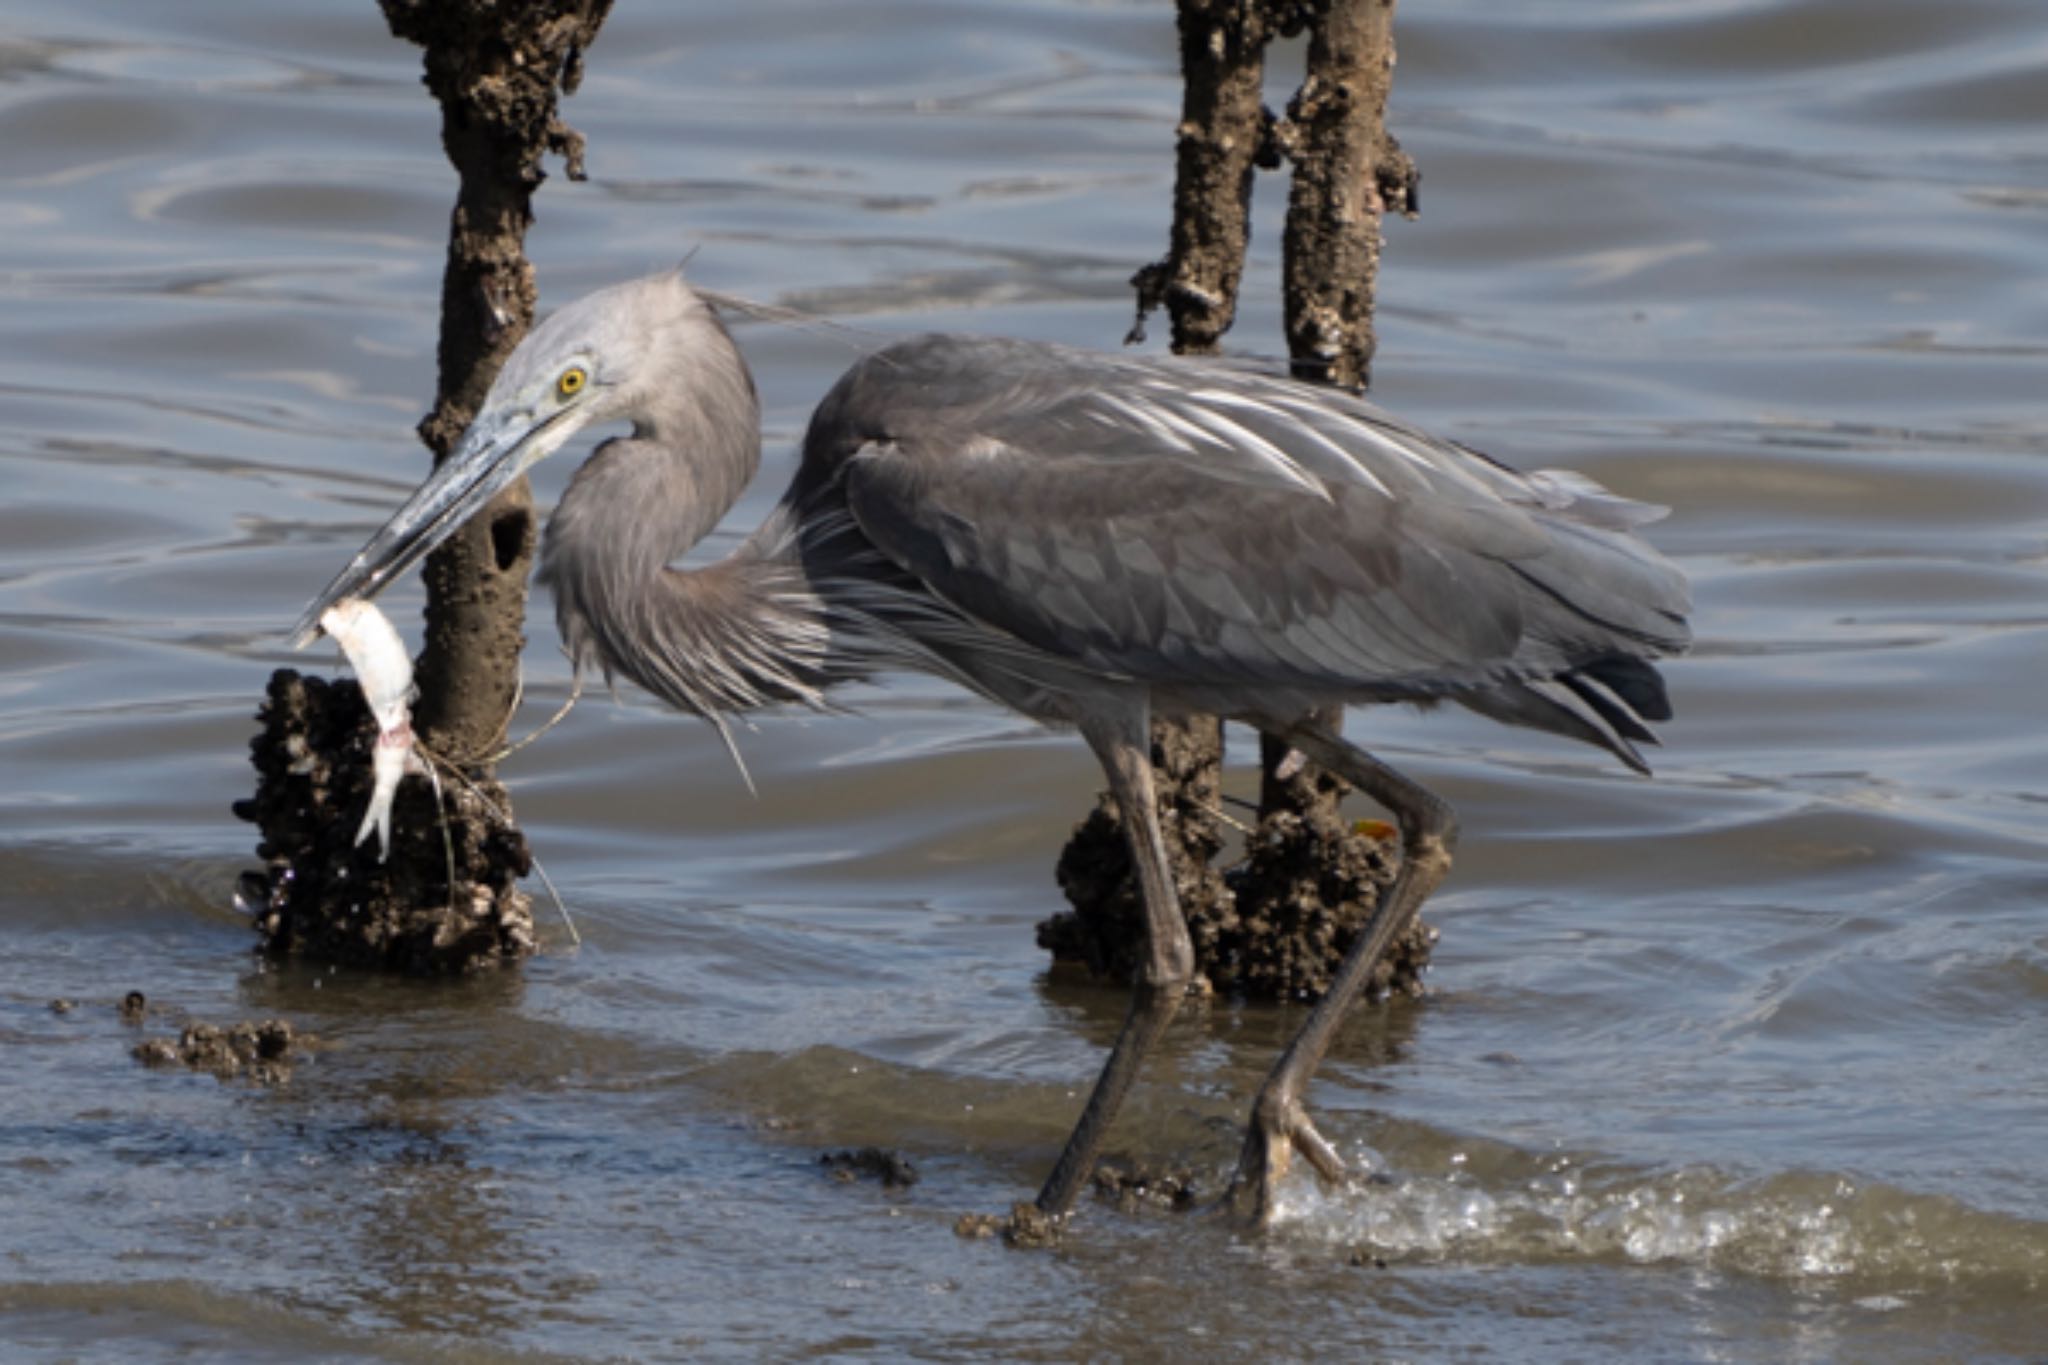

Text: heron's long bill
xmin=288 ymin=406 xmax=547 ymax=649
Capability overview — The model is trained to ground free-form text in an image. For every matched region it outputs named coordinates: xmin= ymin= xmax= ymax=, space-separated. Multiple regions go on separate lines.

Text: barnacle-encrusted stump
xmin=1040 ymin=760 xmax=1435 ymax=1003
xmin=233 ymin=668 xmax=533 ymax=974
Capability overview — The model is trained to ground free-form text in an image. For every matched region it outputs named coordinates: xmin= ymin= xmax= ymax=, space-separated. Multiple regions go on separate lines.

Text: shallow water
xmin=2 ymin=1 xmax=2045 ymax=1360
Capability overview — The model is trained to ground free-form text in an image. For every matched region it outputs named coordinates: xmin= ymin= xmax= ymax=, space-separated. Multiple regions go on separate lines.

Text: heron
xmin=292 ymin=270 xmax=1690 ymax=1225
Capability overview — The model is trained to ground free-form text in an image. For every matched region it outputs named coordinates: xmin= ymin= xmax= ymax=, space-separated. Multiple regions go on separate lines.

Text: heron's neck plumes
xmin=538 ymin=306 xmax=831 ymax=720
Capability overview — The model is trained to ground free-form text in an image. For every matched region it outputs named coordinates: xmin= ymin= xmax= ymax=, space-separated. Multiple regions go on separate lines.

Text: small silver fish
xmin=318 ymin=598 xmax=426 ymax=861
xmin=318 ymin=598 xmax=413 ymax=734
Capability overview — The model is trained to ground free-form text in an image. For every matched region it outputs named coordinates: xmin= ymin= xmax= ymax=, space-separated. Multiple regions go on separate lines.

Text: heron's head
xmin=289 ymin=270 xmax=715 ymax=647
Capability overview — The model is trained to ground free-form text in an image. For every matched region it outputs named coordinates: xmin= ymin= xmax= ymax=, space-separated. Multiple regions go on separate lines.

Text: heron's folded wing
xmin=841 ymin=434 xmax=1533 ymax=695
xmin=994 ymin=364 xmax=1692 ymax=661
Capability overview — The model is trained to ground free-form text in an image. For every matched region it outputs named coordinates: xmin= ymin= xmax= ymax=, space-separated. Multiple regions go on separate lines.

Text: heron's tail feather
xmin=1557 ymin=671 xmax=1658 ymax=747
xmin=1456 ymin=664 xmax=1668 ymax=775
xmin=1573 ymin=654 xmax=1673 ymax=723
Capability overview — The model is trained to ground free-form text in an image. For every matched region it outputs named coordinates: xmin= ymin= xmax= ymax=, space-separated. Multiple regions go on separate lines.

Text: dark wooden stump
xmin=235 ymin=2 xmax=612 ymax=972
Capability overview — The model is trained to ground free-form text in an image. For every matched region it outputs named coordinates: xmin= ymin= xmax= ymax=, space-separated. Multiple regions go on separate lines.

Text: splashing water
xmin=1271 ymin=1137 xmax=2048 ymax=1292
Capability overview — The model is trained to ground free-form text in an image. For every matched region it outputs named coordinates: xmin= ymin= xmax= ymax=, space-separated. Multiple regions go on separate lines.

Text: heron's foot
xmin=1224 ymin=1094 xmax=1349 ymax=1227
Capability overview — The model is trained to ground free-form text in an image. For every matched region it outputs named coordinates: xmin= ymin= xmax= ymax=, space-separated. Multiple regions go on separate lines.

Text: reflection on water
xmin=2 ymin=0 xmax=2046 ymax=1360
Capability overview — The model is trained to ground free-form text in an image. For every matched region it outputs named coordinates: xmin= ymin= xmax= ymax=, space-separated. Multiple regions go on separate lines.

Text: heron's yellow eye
xmin=557 ymin=366 xmax=588 ymax=398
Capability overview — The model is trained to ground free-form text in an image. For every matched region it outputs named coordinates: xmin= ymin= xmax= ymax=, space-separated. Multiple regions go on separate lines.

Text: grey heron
xmin=293 ymin=270 xmax=1691 ymax=1225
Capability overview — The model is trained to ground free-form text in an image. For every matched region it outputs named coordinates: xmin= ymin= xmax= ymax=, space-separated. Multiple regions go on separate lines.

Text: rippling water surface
xmin=2 ymin=2 xmax=2045 ymax=1360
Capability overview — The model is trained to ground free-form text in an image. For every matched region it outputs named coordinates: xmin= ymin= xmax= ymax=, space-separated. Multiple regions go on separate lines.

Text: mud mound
xmin=132 ymin=1018 xmax=307 ymax=1085
xmin=820 ymin=1147 xmax=920 ymax=1190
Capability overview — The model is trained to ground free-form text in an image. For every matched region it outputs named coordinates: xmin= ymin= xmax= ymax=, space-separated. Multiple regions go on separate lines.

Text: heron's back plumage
xmin=790 ymin=334 xmax=1690 ymax=769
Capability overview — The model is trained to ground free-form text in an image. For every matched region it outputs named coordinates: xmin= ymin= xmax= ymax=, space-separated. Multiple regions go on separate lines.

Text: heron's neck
xmin=539 ymin=354 xmax=833 ymax=716
xmin=542 ymin=315 xmax=758 ymax=582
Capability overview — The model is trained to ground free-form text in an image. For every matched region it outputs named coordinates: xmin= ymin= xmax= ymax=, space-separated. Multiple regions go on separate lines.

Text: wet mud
xmin=1090 ymin=1157 xmax=1201 ymax=1215
xmin=819 ymin=1147 xmax=920 ymax=1190
xmin=954 ymin=1202 xmax=1062 ymax=1249
xmin=953 ymin=1163 xmax=1215 ymax=1240
xmin=132 ymin=1018 xmax=307 ymax=1085
xmin=233 ymin=668 xmax=534 ymax=974
xmin=54 ymin=990 xmax=157 ymax=1025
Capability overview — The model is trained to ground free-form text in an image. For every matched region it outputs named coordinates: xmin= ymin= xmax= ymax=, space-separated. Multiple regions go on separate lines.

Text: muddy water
xmin=3 ymin=1 xmax=2045 ymax=1359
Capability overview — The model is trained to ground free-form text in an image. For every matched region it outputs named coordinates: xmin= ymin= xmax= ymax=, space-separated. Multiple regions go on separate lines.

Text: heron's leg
xmin=1034 ymin=700 xmax=1198 ymax=1219
xmin=1227 ymin=714 xmax=1458 ymax=1225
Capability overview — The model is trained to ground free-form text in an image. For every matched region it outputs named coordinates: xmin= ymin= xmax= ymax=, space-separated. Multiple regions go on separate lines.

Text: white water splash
xmin=1270 ymin=1142 xmax=2047 ymax=1290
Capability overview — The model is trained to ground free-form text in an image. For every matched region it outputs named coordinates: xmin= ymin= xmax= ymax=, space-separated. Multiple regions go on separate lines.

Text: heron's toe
xmin=1225 ymin=1097 xmax=1351 ymax=1226
xmin=1289 ymin=1109 xmax=1347 ymax=1185
xmin=1225 ymin=1123 xmax=1289 ymax=1226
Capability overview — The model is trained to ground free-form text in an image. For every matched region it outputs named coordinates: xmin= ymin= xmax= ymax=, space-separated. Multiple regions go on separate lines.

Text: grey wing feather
xmin=811 ymin=336 xmax=1690 ymax=767
xmin=843 ymin=442 xmax=1528 ymax=697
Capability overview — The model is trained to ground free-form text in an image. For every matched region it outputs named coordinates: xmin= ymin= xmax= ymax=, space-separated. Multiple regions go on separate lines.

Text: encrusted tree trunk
xmin=1125 ymin=0 xmax=1275 ymax=356
xmin=1276 ymin=0 xmax=1417 ymax=392
xmin=1044 ymin=0 xmax=1434 ymax=1002
xmin=234 ymin=1 xmax=612 ymax=974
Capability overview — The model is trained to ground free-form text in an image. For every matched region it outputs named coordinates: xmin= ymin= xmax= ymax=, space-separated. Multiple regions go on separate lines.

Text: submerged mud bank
xmin=820 ymin=1147 xmax=920 ymax=1190
xmin=233 ymin=668 xmax=534 ymax=974
xmin=132 ymin=1018 xmax=307 ymax=1085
